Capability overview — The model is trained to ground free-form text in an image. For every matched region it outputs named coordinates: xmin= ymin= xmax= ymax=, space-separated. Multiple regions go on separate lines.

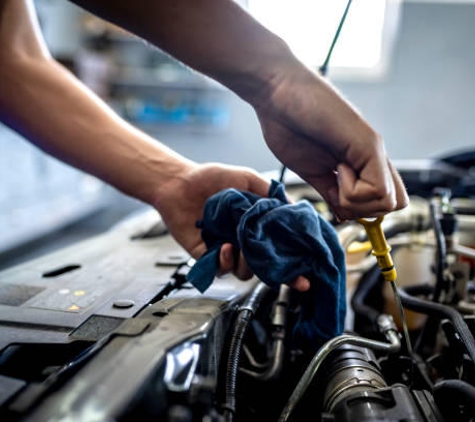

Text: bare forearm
xmin=0 ymin=55 xmax=192 ymax=205
xmin=70 ymin=0 xmax=297 ymax=105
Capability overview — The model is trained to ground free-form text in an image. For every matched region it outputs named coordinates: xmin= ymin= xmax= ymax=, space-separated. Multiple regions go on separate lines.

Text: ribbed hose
xmin=399 ymin=286 xmax=475 ymax=365
xmin=278 ymin=320 xmax=401 ymax=422
xmin=221 ymin=282 xmax=270 ymax=422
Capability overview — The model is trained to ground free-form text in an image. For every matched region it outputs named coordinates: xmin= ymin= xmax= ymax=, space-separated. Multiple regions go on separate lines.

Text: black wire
xmin=278 ymin=164 xmax=287 ymax=183
xmin=279 ymin=0 xmax=353 ymax=184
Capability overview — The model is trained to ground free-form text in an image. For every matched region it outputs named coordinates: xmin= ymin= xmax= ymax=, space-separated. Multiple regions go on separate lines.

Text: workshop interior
xmin=1 ymin=0 xmax=475 ymax=421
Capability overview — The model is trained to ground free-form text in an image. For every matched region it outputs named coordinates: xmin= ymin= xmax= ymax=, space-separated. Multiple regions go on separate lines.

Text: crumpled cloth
xmin=186 ymin=180 xmax=346 ymax=346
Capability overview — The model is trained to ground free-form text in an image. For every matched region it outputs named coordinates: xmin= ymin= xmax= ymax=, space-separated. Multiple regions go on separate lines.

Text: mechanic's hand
xmin=254 ymin=65 xmax=408 ymax=222
xmin=153 ymin=162 xmax=311 ymax=292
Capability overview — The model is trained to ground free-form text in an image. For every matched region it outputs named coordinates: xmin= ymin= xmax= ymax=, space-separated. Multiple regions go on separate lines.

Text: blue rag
xmin=186 ymin=180 xmax=346 ymax=346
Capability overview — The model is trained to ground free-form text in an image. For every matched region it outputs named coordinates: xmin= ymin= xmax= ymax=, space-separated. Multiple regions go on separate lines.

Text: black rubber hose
xmin=429 ymin=200 xmax=448 ymax=303
xmin=350 ymin=264 xmax=383 ymax=330
xmin=399 ymin=286 xmax=475 ymax=364
xmin=221 ymin=283 xmax=270 ymax=422
xmin=433 ymin=379 xmax=475 ymax=420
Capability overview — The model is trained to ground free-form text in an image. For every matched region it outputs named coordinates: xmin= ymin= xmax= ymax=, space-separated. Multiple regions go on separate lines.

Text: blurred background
xmin=1 ymin=0 xmax=474 ymax=268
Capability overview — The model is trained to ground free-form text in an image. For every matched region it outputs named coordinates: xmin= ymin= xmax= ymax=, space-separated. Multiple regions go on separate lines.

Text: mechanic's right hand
xmin=253 ymin=63 xmax=409 ymax=222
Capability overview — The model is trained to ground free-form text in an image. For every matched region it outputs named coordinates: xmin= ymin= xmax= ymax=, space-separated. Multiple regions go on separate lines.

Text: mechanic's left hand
xmin=153 ymin=162 xmax=311 ymax=292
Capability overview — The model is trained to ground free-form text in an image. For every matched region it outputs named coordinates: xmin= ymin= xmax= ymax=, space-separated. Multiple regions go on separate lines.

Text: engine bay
xmin=0 ymin=154 xmax=474 ymax=421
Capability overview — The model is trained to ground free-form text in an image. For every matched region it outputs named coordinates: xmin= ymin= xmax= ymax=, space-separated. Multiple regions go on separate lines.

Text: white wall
xmin=334 ymin=1 xmax=475 ymax=161
xmin=34 ymin=0 xmax=83 ymax=57
xmin=150 ymin=1 xmax=475 ymax=171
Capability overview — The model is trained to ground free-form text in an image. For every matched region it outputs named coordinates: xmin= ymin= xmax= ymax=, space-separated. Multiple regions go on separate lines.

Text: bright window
xmin=246 ymin=0 xmax=401 ymax=79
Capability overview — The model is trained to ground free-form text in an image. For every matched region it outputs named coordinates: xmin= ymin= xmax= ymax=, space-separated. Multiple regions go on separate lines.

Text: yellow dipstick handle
xmin=357 ymin=216 xmax=397 ymax=282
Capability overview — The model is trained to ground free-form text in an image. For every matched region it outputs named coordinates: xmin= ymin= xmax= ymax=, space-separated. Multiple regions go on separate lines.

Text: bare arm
xmin=70 ymin=0 xmax=288 ymax=105
xmin=0 ymin=0 xmax=272 ymax=276
xmin=0 ymin=0 xmax=193 ymax=206
xmin=70 ymin=0 xmax=409 ymax=219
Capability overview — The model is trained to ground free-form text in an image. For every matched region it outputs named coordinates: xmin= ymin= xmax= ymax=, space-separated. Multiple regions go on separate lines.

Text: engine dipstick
xmin=357 ymin=217 xmax=415 ymax=362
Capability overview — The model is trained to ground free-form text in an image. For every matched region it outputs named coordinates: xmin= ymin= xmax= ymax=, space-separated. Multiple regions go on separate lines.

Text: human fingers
xmin=219 ymin=244 xmax=312 ymax=292
xmin=197 ymin=163 xmax=271 ymax=199
xmin=218 ymin=244 xmax=253 ymax=280
xmin=288 ymin=275 xmax=311 ymax=292
xmin=218 ymin=243 xmax=234 ymax=276
xmin=387 ymin=158 xmax=409 ymax=211
xmin=234 ymin=250 xmax=254 ymax=280
xmin=338 ymin=157 xmax=408 ymax=212
xmin=335 ymin=161 xmax=399 ymax=219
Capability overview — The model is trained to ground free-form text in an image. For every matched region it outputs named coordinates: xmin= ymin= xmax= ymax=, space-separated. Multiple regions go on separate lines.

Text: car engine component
xmin=0 ymin=159 xmax=474 ymax=421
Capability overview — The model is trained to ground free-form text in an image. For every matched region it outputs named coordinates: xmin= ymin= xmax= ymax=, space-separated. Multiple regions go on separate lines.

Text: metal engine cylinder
xmin=322 ymin=344 xmax=387 ymax=413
